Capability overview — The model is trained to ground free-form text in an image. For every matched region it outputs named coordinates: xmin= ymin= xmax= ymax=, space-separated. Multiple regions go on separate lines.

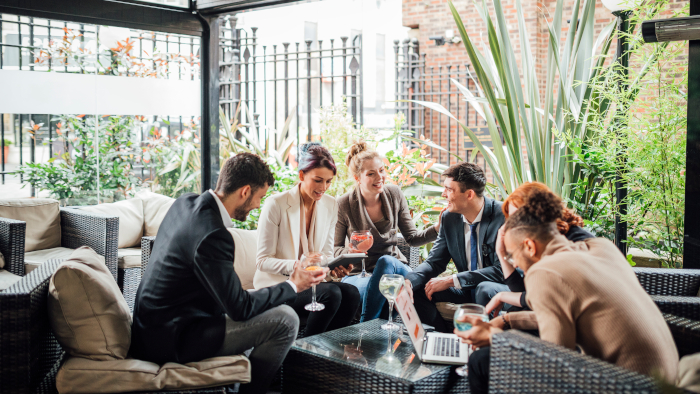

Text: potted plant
xmin=2 ymin=139 xmax=11 ymax=164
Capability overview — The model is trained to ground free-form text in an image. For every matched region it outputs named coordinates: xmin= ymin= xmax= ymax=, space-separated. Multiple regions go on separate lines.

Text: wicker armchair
xmin=0 ymin=208 xmax=119 ymax=281
xmin=634 ymin=267 xmax=700 ymax=327
xmin=396 ymin=234 xmax=421 ymax=269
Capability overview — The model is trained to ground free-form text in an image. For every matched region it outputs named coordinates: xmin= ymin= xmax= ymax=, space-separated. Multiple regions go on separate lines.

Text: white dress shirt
xmin=453 ymin=202 xmax=485 ymax=289
xmin=208 ymin=190 xmax=298 ymax=292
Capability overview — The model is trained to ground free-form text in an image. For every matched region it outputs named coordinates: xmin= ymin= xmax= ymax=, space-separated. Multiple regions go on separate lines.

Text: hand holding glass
xmin=351 ymin=230 xmax=373 ymax=278
xmin=453 ymin=303 xmax=489 ymax=376
xmin=302 ymin=253 xmax=326 ymax=312
xmin=379 ymin=274 xmax=404 ymax=331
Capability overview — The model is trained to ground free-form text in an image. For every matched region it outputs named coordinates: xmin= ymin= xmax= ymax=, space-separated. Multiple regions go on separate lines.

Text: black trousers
xmin=287 ymin=281 xmax=361 ymax=336
xmin=468 ymin=346 xmax=491 ymax=394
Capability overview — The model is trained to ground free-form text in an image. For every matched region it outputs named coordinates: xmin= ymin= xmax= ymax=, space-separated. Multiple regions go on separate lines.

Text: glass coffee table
xmin=282 ymin=319 xmax=469 ymax=393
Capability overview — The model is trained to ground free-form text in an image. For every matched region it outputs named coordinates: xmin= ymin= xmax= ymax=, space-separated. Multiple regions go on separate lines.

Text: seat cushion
xmin=48 ymin=246 xmax=132 ymax=361
xmin=0 ymin=250 xmax=4 ymax=269
xmin=678 ymin=353 xmax=700 ymax=392
xmin=81 ymin=199 xmax=144 ymax=249
xmin=56 ymin=355 xmax=250 ymax=394
xmin=0 ymin=269 xmax=22 ymax=291
xmin=229 ymin=229 xmax=258 ymax=291
xmin=0 ymin=198 xmax=61 ymax=252
xmin=24 ymin=247 xmax=75 ymax=274
xmin=436 ymin=302 xmax=457 ymax=322
xmin=135 ymin=190 xmax=175 ymax=237
xmin=117 ymin=248 xmax=142 ymax=269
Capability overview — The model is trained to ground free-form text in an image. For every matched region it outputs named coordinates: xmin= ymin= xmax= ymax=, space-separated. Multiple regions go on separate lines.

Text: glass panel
xmin=132 ymin=0 xmax=189 ymax=8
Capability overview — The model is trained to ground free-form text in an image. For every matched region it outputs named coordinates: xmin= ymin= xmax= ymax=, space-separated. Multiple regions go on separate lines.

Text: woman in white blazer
xmin=255 ymin=143 xmax=361 ymax=336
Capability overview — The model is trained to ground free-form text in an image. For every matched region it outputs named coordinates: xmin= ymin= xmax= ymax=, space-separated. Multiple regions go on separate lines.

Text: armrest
xmin=664 ymin=313 xmax=700 ymax=357
xmin=652 ymin=295 xmax=700 ymax=321
xmin=489 ymin=331 xmax=659 ymax=393
xmin=141 ymin=236 xmax=156 ymax=276
xmin=60 ymin=208 xmax=119 ymax=281
xmin=635 ymin=267 xmax=700 ymax=296
xmin=396 ymin=234 xmax=421 ymax=269
xmin=0 ymin=217 xmax=26 ymax=276
xmin=0 ymin=259 xmax=64 ymax=393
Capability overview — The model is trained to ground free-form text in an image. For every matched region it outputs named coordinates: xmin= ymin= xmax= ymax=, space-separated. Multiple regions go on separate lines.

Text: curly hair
xmin=442 ymin=162 xmax=486 ymax=197
xmin=346 ymin=140 xmax=382 ymax=180
xmin=503 ymin=182 xmax=584 ymax=234
xmin=298 ymin=142 xmax=337 ymax=175
xmin=216 ymin=152 xmax=275 ymax=196
xmin=504 ymin=189 xmax=563 ymax=242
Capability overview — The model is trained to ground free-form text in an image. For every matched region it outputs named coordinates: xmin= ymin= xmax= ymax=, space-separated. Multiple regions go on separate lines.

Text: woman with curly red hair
xmin=486 ymin=182 xmax=593 ymax=315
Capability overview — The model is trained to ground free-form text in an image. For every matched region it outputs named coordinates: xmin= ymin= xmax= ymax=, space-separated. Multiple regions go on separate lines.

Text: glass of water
xmin=453 ymin=303 xmax=489 ymax=377
xmin=379 ymin=274 xmax=404 ymax=331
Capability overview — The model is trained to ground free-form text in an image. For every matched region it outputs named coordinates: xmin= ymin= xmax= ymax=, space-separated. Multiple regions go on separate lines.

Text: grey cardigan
xmin=334 ymin=184 xmax=438 ymax=272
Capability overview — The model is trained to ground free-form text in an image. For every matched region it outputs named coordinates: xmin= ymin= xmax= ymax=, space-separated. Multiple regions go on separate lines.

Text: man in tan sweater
xmin=456 ymin=190 xmax=678 ymax=394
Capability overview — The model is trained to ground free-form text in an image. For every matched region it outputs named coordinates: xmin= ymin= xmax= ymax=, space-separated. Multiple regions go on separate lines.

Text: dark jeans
xmin=413 ymin=281 xmax=509 ymax=333
xmin=468 ymin=346 xmax=490 ymax=394
xmin=216 ymin=305 xmax=299 ymax=394
xmin=287 ymin=281 xmax=361 ymax=336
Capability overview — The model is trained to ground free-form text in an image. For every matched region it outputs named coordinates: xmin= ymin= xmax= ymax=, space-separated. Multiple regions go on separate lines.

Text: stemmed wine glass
xmin=302 ymin=253 xmax=325 ymax=312
xmin=453 ymin=303 xmax=489 ymax=376
xmin=379 ymin=274 xmax=404 ymax=331
xmin=351 ymin=230 xmax=374 ymax=278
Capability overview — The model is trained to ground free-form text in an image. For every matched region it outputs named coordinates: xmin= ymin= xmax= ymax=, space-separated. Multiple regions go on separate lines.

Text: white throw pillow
xmin=135 ymin=191 xmax=176 ymax=237
xmin=81 ymin=199 xmax=144 ymax=248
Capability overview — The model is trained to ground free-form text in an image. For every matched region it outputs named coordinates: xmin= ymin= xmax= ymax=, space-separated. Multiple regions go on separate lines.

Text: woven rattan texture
xmin=60 ymin=208 xmax=119 ymax=281
xmin=141 ymin=236 xmax=156 ymax=277
xmin=651 ymin=295 xmax=700 ymax=320
xmin=0 ymin=217 xmax=26 ymax=276
xmin=396 ymin=236 xmax=421 ymax=270
xmin=634 ymin=267 xmax=700 ymax=296
xmin=664 ymin=313 xmax=700 ymax=357
xmin=489 ymin=330 xmax=659 ymax=393
xmin=118 ymin=267 xmax=142 ymax=312
xmin=1 ymin=259 xmax=64 ymax=394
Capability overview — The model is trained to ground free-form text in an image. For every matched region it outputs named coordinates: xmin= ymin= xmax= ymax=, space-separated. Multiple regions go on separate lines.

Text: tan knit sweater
xmin=518 ymin=235 xmax=678 ymax=381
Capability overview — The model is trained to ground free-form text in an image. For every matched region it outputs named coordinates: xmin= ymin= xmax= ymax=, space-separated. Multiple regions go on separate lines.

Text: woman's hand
xmin=434 ymin=207 xmax=447 ymax=232
xmin=453 ymin=315 xmax=502 ymax=349
xmin=496 ymin=226 xmax=516 ymax=278
xmin=331 ymin=264 xmax=354 ymax=279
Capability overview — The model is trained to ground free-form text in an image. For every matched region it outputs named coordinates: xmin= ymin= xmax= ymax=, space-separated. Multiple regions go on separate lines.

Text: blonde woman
xmin=335 ymin=141 xmax=441 ymax=322
xmin=256 ymin=143 xmax=361 ymax=335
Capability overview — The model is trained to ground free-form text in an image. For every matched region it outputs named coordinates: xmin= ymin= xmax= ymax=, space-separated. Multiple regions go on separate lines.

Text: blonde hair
xmin=345 ymin=140 xmax=382 ymax=180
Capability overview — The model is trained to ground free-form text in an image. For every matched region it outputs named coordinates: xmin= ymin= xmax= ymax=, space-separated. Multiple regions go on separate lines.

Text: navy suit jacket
xmin=406 ymin=196 xmax=505 ymax=289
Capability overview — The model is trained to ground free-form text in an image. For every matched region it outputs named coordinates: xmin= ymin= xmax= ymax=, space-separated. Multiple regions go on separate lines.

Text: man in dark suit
xmin=405 ymin=162 xmax=507 ymax=332
xmin=131 ymin=153 xmax=326 ymax=394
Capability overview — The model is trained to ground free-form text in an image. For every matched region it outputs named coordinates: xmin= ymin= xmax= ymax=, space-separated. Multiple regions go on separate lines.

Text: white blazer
xmin=254 ymin=185 xmax=339 ymax=289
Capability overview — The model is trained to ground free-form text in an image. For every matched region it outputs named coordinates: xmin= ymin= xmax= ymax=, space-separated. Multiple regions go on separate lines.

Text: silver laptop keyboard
xmin=432 ymin=336 xmax=460 ymax=358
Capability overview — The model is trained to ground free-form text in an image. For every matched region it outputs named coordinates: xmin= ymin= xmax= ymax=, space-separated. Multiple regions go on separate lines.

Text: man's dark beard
xmin=233 ymin=193 xmax=256 ymax=221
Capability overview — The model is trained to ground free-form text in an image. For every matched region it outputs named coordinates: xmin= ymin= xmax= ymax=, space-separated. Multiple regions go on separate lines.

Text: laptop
xmin=394 ymin=287 xmax=469 ymax=365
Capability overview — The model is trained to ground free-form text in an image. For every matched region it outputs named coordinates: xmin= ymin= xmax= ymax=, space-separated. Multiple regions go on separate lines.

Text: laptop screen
xmin=395 ymin=287 xmax=426 ymax=356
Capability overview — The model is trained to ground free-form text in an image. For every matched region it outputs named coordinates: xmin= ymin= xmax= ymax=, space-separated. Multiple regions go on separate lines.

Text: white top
xmin=453 ymin=201 xmax=485 ymax=289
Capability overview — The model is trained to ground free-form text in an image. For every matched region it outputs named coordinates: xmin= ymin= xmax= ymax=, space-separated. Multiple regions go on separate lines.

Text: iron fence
xmin=219 ymin=16 xmax=363 ymax=154
xmin=394 ymin=38 xmax=494 ymax=169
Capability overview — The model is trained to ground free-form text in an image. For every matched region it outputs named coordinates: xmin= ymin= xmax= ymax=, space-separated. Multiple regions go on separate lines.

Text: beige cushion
xmin=56 ymin=355 xmax=250 ymax=394
xmin=0 ymin=269 xmax=22 ymax=291
xmin=117 ymin=248 xmax=142 ymax=269
xmin=135 ymin=191 xmax=175 ymax=237
xmin=81 ymin=199 xmax=144 ymax=249
xmin=0 ymin=198 xmax=61 ymax=252
xmin=678 ymin=353 xmax=700 ymax=393
xmin=436 ymin=302 xmax=458 ymax=322
xmin=24 ymin=247 xmax=75 ymax=274
xmin=229 ymin=229 xmax=258 ymax=291
xmin=0 ymin=250 xmax=4 ymax=269
xmin=48 ymin=246 xmax=132 ymax=361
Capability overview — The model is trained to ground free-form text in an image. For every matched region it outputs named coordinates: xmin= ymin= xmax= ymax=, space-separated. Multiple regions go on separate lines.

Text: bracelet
xmin=502 ymin=315 xmax=511 ymax=330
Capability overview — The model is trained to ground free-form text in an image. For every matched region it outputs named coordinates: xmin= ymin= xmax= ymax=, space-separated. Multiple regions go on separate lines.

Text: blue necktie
xmin=470 ymin=222 xmax=480 ymax=272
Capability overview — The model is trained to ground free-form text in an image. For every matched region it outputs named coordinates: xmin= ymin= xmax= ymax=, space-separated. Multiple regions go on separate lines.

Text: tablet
xmin=327 ymin=253 xmax=366 ymax=271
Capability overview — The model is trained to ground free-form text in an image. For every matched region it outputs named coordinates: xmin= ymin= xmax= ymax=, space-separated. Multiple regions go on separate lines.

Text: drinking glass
xmin=302 ymin=253 xmax=325 ymax=312
xmin=351 ymin=230 xmax=374 ymax=278
xmin=379 ymin=274 xmax=404 ymax=331
xmin=453 ymin=303 xmax=489 ymax=376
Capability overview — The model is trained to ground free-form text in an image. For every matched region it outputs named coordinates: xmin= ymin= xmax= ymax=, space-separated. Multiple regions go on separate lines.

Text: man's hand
xmin=331 ymin=264 xmax=354 ymax=279
xmin=453 ymin=315 xmax=501 ymax=349
xmin=290 ymin=261 xmax=328 ymax=293
xmin=404 ymin=279 xmax=414 ymax=303
xmin=425 ymin=276 xmax=454 ymax=301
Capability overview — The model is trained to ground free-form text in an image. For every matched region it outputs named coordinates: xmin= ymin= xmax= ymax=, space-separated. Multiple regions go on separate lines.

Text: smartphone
xmin=327 ymin=253 xmax=366 ymax=271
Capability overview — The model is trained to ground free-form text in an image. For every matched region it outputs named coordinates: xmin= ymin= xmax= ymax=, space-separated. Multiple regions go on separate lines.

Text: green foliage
xmin=2 ymin=139 xmax=11 ymax=146
xmin=231 ymin=163 xmax=298 ymax=230
xmin=146 ymin=125 xmax=202 ymax=198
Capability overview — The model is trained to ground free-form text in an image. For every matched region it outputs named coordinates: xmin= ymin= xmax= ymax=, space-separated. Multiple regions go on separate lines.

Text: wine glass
xmin=302 ymin=253 xmax=325 ymax=312
xmin=379 ymin=274 xmax=404 ymax=331
xmin=453 ymin=303 xmax=489 ymax=377
xmin=351 ymin=230 xmax=374 ymax=278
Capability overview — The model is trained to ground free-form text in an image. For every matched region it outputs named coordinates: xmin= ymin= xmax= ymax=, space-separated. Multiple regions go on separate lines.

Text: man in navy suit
xmin=405 ymin=162 xmax=507 ymax=332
